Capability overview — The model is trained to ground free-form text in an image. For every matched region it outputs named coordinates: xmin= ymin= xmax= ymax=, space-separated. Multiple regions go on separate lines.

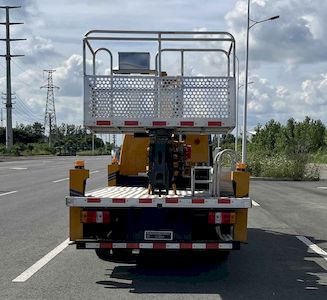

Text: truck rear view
xmin=66 ymin=30 xmax=251 ymax=261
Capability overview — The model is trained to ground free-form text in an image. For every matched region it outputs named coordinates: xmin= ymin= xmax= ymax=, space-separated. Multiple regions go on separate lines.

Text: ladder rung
xmin=192 ymin=166 xmax=212 ymax=170
xmin=194 ymin=180 xmax=212 ymax=184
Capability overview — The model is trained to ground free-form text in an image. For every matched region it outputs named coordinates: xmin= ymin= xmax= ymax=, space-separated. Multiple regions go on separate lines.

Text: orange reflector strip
xmin=180 ymin=121 xmax=194 ymax=126
xmin=127 ymin=243 xmax=140 ymax=249
xmin=192 ymin=198 xmax=205 ymax=204
xmin=124 ymin=121 xmax=139 ymax=126
xmin=100 ymin=243 xmax=112 ymax=249
xmin=208 ymin=121 xmax=222 ymax=126
xmin=166 ymin=198 xmax=179 ymax=204
xmin=87 ymin=198 xmax=101 ymax=203
xmin=92 ymin=242 xmax=235 ymax=250
xmin=112 ymin=198 xmax=126 ymax=203
xmin=153 ymin=243 xmax=166 ymax=249
xmin=218 ymin=198 xmax=231 ymax=204
xmin=139 ymin=198 xmax=152 ymax=204
xmin=180 ymin=243 xmax=192 ymax=249
xmin=206 ymin=243 xmax=219 ymax=249
xmin=152 ymin=121 xmax=167 ymax=126
xmin=96 ymin=120 xmax=111 ymax=126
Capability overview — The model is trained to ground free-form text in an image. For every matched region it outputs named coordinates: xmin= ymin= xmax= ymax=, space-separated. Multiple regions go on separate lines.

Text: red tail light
xmin=208 ymin=212 xmax=236 ymax=224
xmin=81 ymin=211 xmax=110 ymax=223
xmin=208 ymin=212 xmax=216 ymax=224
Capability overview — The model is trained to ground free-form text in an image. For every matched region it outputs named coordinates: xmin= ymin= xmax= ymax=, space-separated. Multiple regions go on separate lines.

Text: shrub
xmin=247 ymin=153 xmax=319 ymax=181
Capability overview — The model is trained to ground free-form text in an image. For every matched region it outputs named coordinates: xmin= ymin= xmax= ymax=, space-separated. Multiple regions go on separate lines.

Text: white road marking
xmin=0 ymin=191 xmax=17 ymax=197
xmin=10 ymin=167 xmax=28 ymax=170
xmin=52 ymin=177 xmax=69 ymax=183
xmin=12 ymin=238 xmax=70 ymax=282
xmin=297 ymin=235 xmax=327 ymax=264
xmin=252 ymin=200 xmax=260 ymax=206
xmin=52 ymin=170 xmax=99 ymax=183
xmin=316 ymin=186 xmax=327 ymax=190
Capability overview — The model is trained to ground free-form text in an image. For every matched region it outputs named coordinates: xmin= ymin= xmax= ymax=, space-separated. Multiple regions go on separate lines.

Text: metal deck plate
xmin=86 ymin=186 xmax=209 ymax=198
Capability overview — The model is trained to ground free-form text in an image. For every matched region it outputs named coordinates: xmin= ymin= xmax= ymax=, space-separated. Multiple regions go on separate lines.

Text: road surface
xmin=0 ymin=156 xmax=326 ymax=299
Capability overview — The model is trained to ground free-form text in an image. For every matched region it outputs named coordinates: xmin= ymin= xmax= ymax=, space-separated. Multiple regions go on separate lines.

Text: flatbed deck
xmin=66 ymin=186 xmax=251 ymax=208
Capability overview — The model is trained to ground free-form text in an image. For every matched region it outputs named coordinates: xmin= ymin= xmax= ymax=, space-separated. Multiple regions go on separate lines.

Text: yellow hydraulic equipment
xmin=231 ymin=163 xmax=250 ymax=242
xmin=69 ymin=160 xmax=89 ymax=240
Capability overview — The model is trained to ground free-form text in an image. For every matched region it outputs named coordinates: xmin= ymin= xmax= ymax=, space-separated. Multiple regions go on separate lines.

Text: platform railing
xmin=213 ymin=149 xmax=237 ymax=197
xmin=83 ymin=30 xmax=236 ymax=77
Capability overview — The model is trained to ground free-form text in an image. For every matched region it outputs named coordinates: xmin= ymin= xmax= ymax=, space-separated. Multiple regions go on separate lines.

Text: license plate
xmin=144 ymin=230 xmax=173 ymax=241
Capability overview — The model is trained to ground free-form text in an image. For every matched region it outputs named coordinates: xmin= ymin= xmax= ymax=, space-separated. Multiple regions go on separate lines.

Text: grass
xmin=76 ymin=149 xmax=110 ymax=156
xmin=309 ymin=148 xmax=327 ymax=164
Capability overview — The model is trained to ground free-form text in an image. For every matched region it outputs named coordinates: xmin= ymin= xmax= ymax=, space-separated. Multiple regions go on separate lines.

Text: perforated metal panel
xmin=183 ymin=77 xmax=231 ymax=119
xmin=84 ymin=75 xmax=235 ymax=132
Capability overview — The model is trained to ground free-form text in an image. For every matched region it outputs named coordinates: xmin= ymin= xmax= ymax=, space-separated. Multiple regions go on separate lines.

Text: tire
xmin=95 ymin=249 xmax=135 ymax=263
xmin=95 ymin=249 xmax=112 ymax=262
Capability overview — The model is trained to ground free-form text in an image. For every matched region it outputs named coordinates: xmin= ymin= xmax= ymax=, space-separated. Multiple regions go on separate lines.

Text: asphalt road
xmin=0 ymin=156 xmax=326 ymax=300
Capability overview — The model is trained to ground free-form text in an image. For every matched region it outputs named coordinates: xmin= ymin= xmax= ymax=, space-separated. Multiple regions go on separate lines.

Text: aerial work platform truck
xmin=66 ymin=30 xmax=251 ymax=261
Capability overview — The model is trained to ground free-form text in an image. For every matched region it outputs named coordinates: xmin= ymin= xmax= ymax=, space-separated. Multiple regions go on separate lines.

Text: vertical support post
xmin=5 ymin=7 xmax=13 ymax=149
xmin=181 ymin=50 xmax=184 ymax=76
xmin=191 ymin=167 xmax=195 ymax=196
xmin=242 ymin=0 xmax=251 ymax=164
xmin=92 ymin=53 xmax=96 ymax=75
xmin=227 ymin=56 xmax=230 ymax=77
xmin=158 ymin=33 xmax=162 ymax=75
xmin=83 ymin=40 xmax=86 ymax=76
xmin=235 ymin=56 xmax=240 ymax=153
xmin=157 ymin=33 xmax=162 ymax=119
xmin=92 ymin=131 xmax=95 ymax=154
xmin=0 ymin=6 xmax=25 ymax=149
xmin=1 ymin=108 xmax=3 ymax=127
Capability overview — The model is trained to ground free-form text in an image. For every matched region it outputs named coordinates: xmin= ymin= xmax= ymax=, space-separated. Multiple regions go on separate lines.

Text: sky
xmin=0 ymin=0 xmax=327 ymax=140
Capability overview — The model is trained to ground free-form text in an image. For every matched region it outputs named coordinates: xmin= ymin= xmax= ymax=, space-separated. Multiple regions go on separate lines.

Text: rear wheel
xmin=95 ymin=249 xmax=111 ymax=261
xmin=95 ymin=249 xmax=134 ymax=263
xmin=209 ymin=251 xmax=230 ymax=264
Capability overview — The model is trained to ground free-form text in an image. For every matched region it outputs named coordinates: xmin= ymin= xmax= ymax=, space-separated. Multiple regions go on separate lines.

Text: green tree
xmin=251 ymin=119 xmax=282 ymax=154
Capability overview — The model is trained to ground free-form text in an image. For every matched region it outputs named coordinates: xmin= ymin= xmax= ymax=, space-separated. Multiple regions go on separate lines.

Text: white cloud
xmin=226 ymin=0 xmax=327 ymax=65
xmin=54 ymin=55 xmax=83 ymax=97
xmin=300 ymin=74 xmax=327 ymax=105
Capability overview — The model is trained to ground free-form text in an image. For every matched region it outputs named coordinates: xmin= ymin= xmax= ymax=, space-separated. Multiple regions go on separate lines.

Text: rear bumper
xmin=75 ymin=240 xmax=241 ymax=250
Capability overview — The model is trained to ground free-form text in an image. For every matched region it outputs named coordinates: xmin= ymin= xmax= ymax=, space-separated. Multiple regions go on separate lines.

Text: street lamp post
xmin=235 ymin=53 xmax=254 ymax=154
xmin=237 ymin=81 xmax=253 ymax=153
xmin=241 ymin=0 xmax=279 ymax=163
xmin=235 ymin=55 xmax=239 ymax=153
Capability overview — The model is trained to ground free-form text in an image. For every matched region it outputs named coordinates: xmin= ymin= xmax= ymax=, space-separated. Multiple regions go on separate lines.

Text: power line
xmin=2 ymin=91 xmax=43 ymax=123
xmin=15 ymin=94 xmax=42 ymax=121
xmin=14 ymin=102 xmax=42 ymax=123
